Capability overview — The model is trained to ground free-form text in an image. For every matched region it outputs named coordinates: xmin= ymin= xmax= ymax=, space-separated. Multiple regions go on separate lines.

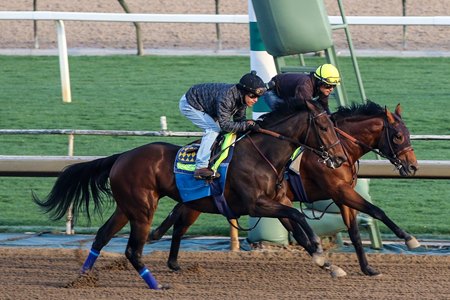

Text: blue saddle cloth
xmin=285 ymin=148 xmax=310 ymax=203
xmin=174 ymin=140 xmax=235 ymax=203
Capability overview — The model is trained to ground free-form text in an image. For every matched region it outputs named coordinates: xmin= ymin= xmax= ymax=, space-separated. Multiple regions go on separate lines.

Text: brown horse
xmin=148 ymin=101 xmax=419 ymax=277
xmin=33 ymin=98 xmax=347 ymax=289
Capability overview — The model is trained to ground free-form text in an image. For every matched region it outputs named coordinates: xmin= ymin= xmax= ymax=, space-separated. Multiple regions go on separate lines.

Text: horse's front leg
xmin=167 ymin=205 xmax=201 ymax=271
xmin=252 ymin=197 xmax=346 ymax=277
xmin=335 ymin=185 xmax=420 ymax=250
xmin=147 ymin=202 xmax=185 ymax=242
xmin=278 ymin=217 xmax=325 ymax=267
xmin=340 ymin=205 xmax=381 ymax=276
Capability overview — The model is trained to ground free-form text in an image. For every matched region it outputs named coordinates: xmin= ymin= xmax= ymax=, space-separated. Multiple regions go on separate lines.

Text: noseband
xmin=378 ymin=118 xmax=414 ymax=171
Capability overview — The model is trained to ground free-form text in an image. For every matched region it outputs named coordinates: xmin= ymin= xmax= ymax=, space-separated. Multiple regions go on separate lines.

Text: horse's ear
xmin=385 ymin=107 xmax=396 ymax=124
xmin=305 ymin=99 xmax=316 ymax=111
xmin=395 ymin=103 xmax=402 ymax=118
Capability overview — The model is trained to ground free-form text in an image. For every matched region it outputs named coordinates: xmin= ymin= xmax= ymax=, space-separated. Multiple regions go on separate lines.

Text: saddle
xmin=174 ymin=133 xmax=237 ymax=203
xmin=175 ymin=133 xmax=237 ymax=175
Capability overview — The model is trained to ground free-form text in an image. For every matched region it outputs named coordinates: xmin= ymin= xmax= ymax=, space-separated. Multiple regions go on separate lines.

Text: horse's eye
xmin=393 ymin=133 xmax=404 ymax=144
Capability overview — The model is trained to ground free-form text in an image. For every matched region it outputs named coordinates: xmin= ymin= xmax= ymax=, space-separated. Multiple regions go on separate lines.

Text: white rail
xmin=1 ymin=11 xmax=450 ymax=25
xmin=1 ymin=128 xmax=448 ymax=152
xmin=1 ymin=12 xmax=450 ymax=102
xmin=0 ymin=129 xmax=447 ymax=140
xmin=1 ymin=156 xmax=449 ymax=179
xmin=1 ymin=127 xmax=448 ymax=178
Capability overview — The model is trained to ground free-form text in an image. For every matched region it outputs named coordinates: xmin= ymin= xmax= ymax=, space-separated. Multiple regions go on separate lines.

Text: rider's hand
xmin=247 ymin=120 xmax=261 ymax=132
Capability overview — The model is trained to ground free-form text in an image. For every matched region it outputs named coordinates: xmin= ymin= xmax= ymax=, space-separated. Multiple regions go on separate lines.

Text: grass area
xmin=0 ymin=55 xmax=449 ymax=237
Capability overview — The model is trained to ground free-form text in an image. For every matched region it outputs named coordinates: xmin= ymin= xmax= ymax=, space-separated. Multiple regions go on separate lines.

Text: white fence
xmin=1 ymin=12 xmax=450 ymax=102
xmin=2 ymin=11 xmax=450 ymax=25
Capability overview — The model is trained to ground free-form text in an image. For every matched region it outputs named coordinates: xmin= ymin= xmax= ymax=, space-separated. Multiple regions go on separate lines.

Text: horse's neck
xmin=339 ymin=116 xmax=384 ymax=164
xmin=258 ymin=114 xmax=309 ymax=168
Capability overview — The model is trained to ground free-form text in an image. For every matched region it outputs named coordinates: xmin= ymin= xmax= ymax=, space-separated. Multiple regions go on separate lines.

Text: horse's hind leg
xmin=81 ymin=207 xmax=128 ymax=273
xmin=341 ymin=205 xmax=381 ymax=276
xmin=126 ymin=215 xmax=162 ymax=289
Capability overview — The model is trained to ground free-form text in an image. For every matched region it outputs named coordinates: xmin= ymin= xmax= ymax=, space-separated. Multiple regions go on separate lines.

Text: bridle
xmin=254 ymin=110 xmax=342 ymax=164
xmin=306 ymin=111 xmax=342 ymax=166
xmin=243 ymin=109 xmax=343 ymax=189
xmin=334 ymin=115 xmax=414 ymax=171
xmin=377 ymin=118 xmax=414 ymax=170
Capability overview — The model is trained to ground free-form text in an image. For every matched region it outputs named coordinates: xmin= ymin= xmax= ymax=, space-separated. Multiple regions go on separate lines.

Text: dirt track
xmin=1 ymin=247 xmax=449 ymax=300
xmin=1 ymin=0 xmax=450 ymax=52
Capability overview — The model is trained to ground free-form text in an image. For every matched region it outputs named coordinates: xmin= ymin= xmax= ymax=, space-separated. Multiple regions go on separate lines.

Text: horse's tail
xmin=32 ymin=153 xmax=122 ymax=223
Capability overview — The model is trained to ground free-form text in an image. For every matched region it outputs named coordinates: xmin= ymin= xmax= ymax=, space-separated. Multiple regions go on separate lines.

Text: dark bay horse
xmin=148 ymin=101 xmax=419 ymax=277
xmin=33 ymin=99 xmax=347 ymax=289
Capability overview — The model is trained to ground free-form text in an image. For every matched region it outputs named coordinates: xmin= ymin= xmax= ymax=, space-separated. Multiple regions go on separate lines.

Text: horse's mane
xmin=333 ymin=100 xmax=384 ymax=120
xmin=257 ymin=97 xmax=313 ymax=127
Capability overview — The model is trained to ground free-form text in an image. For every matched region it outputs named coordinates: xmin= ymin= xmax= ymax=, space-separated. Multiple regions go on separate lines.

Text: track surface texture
xmin=1 ymin=247 xmax=450 ymax=299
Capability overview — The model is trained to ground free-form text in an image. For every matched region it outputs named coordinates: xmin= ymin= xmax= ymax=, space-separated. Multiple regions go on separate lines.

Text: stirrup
xmin=194 ymin=172 xmax=221 ymax=180
xmin=194 ymin=168 xmax=221 ymax=180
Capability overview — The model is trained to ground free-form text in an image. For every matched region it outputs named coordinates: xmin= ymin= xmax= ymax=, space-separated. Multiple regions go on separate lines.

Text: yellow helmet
xmin=314 ymin=64 xmax=341 ymax=85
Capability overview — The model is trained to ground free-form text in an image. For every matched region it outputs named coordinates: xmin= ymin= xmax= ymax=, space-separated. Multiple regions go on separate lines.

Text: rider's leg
xmin=179 ymin=95 xmax=220 ymax=177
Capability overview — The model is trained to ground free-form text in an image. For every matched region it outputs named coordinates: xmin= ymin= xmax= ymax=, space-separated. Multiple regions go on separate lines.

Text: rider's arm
xmin=216 ymin=94 xmax=250 ymax=133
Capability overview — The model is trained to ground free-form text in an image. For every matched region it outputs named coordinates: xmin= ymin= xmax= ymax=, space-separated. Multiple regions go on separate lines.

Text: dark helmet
xmin=237 ymin=70 xmax=267 ymax=96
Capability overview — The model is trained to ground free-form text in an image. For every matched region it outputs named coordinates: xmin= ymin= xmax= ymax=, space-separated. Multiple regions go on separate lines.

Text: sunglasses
xmin=322 ymin=84 xmax=335 ymax=89
xmin=247 ymin=93 xmax=259 ymax=99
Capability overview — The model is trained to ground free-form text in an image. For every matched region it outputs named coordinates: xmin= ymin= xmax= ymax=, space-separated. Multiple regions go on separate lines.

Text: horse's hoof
xmin=322 ymin=262 xmax=347 ymax=278
xmin=364 ymin=266 xmax=382 ymax=277
xmin=168 ymin=261 xmax=181 ymax=271
xmin=406 ymin=236 xmax=420 ymax=249
xmin=157 ymin=283 xmax=171 ymax=290
xmin=312 ymin=253 xmax=326 ymax=267
xmin=329 ymin=265 xmax=347 ymax=278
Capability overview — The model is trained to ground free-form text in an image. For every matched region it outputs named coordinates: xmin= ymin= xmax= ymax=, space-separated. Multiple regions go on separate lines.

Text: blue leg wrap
xmin=139 ymin=266 xmax=160 ymax=289
xmin=80 ymin=248 xmax=100 ymax=273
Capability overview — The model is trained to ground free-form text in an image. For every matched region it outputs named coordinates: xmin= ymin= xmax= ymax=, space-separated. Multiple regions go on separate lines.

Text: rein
xmin=257 ymin=110 xmax=341 ymax=162
xmin=335 ymin=126 xmax=393 ymax=161
xmin=247 ymin=135 xmax=285 ymax=189
xmin=210 ymin=110 xmax=340 ymax=166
